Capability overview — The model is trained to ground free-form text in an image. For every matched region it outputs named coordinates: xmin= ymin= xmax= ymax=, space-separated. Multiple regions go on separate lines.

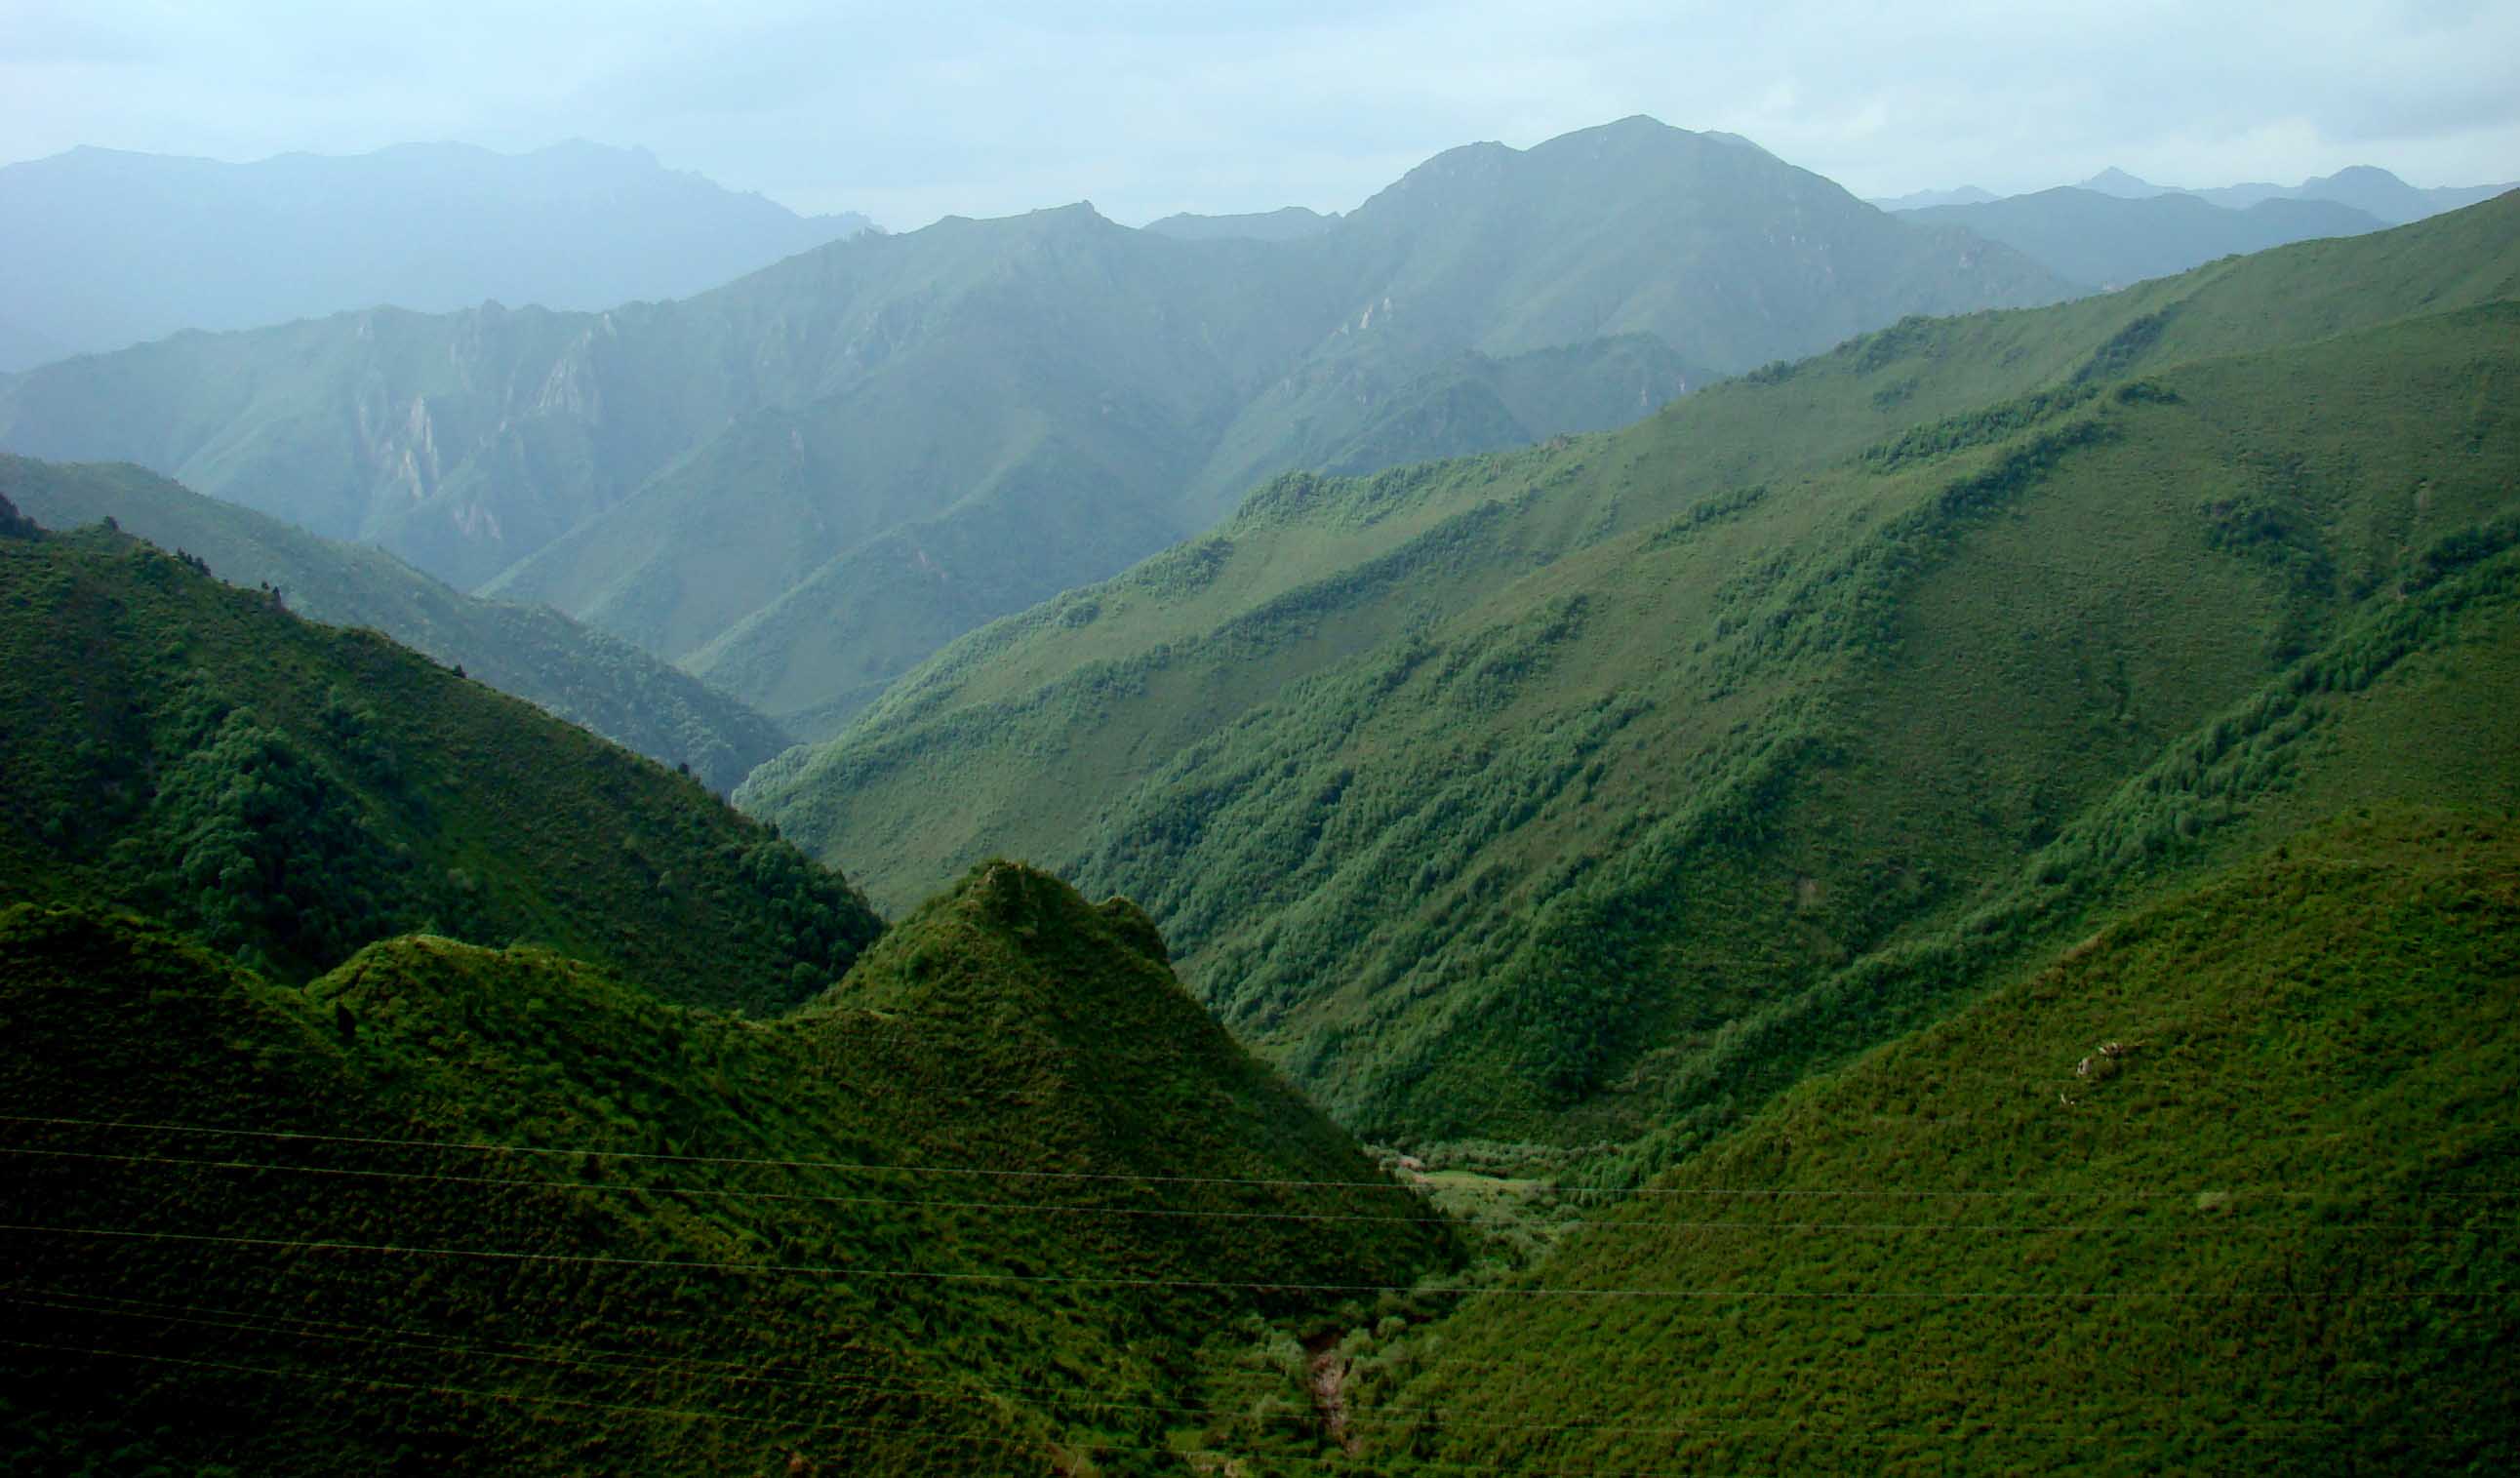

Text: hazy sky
xmin=5 ymin=0 xmax=2515 ymax=228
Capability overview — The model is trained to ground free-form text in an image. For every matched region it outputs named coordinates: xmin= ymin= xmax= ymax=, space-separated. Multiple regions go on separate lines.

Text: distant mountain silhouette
xmin=0 ymin=140 xmax=874 ymax=370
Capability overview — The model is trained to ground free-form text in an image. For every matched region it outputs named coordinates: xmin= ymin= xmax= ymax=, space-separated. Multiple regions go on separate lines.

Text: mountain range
xmin=1872 ymin=161 xmax=2514 ymax=224
xmin=3 ymin=134 xmax=2515 ymax=1472
xmin=746 ymin=192 xmax=2520 ymax=1152
xmin=0 ymin=117 xmax=2074 ymax=739
xmin=1895 ymin=187 xmax=2387 ymax=289
xmin=0 ymin=140 xmax=874 ymax=372
xmin=2072 ymin=162 xmax=2515 ymax=221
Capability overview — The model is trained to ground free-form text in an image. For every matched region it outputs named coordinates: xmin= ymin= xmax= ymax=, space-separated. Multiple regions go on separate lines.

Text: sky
xmin=4 ymin=0 xmax=2516 ymax=229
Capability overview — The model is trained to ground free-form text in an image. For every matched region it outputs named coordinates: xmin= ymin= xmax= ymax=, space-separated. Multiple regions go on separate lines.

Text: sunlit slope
xmin=749 ymin=197 xmax=2520 ymax=1144
xmin=0 ymin=862 xmax=1452 ymax=1474
xmin=0 ymin=455 xmax=790 ymax=790
xmin=758 ymin=193 xmax=2520 ymax=912
xmin=0 ymin=520 xmax=878 ymax=1012
xmin=1346 ymin=810 xmax=2519 ymax=1473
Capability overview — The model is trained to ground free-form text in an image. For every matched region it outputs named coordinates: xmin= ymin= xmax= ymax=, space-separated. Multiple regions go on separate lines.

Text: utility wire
xmin=3 ymin=1223 xmax=2501 ymax=1301
xmin=19 ymin=1144 xmax=2496 ymax=1232
xmin=11 ymin=1112 xmax=2507 ymax=1201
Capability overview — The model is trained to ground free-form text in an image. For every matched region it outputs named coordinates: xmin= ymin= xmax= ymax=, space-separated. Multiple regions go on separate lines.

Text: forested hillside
xmin=751 ymin=193 xmax=2520 ymax=1149
xmin=0 ymin=519 xmax=876 ymax=1012
xmin=0 ymin=456 xmax=789 ymax=791
xmin=0 ymin=118 xmax=2070 ymax=738
xmin=0 ymin=868 xmax=1452 ymax=1474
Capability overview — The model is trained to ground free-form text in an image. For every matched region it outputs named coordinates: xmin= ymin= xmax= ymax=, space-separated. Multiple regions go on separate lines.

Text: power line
xmin=1 ymin=1294 xmax=2398 ymax=1448
xmin=13 ymin=1112 xmax=2507 ymax=1201
xmin=0 ymin=1337 xmax=1732 ymax=1476
xmin=4 ymin=1223 xmax=2501 ymax=1301
xmin=17 ymin=1144 xmax=2494 ymax=1233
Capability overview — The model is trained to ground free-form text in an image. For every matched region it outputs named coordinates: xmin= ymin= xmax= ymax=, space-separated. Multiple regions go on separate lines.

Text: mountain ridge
xmin=0 ymin=455 xmax=789 ymax=791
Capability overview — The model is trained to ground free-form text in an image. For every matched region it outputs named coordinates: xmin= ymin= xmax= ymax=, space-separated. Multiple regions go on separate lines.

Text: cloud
xmin=1 ymin=0 xmax=2513 ymax=228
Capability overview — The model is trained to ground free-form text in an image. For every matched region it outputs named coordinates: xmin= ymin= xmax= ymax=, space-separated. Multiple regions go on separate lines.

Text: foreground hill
xmin=0 ymin=140 xmax=873 ymax=370
xmin=0 ymin=118 xmax=2069 ymax=738
xmin=0 ymin=513 xmax=876 ymax=1012
xmin=0 ymin=864 xmax=1452 ymax=1473
xmin=0 ymin=456 xmax=788 ymax=791
xmin=749 ymin=193 xmax=2520 ymax=1147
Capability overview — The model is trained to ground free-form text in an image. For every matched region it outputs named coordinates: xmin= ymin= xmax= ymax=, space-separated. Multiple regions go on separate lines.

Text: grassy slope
xmin=750 ymin=196 xmax=2520 ymax=1147
xmin=1340 ymin=809 xmax=2518 ymax=1474
xmin=0 ymin=523 xmax=878 ymax=1013
xmin=0 ymin=860 xmax=1454 ymax=1475
xmin=763 ymin=194 xmax=2520 ymax=910
xmin=0 ymin=455 xmax=791 ymax=791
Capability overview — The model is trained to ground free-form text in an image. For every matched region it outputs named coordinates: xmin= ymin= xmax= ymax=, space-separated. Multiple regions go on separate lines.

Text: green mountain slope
xmin=0 ymin=860 xmax=1453 ymax=1474
xmin=1342 ymin=810 xmax=2518 ymax=1472
xmin=0 ymin=520 xmax=878 ymax=1012
xmin=0 ymin=455 xmax=789 ymax=791
xmin=1898 ymin=186 xmax=2385 ymax=288
xmin=749 ymin=195 xmax=2520 ymax=1147
xmin=0 ymin=118 xmax=2070 ymax=739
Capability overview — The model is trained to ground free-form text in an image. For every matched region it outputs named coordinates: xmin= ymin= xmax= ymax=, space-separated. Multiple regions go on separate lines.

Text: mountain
xmin=1342 ymin=810 xmax=2520 ymax=1470
xmin=2077 ymin=165 xmax=2178 ymax=198
xmin=1897 ymin=186 xmax=2385 ymax=288
xmin=744 ymin=193 xmax=2520 ymax=1150
xmin=0 ymin=518 xmax=879 ymax=1010
xmin=0 ymin=456 xmax=788 ymax=791
xmin=0 ymin=117 xmax=2074 ymax=739
xmin=1142 ymin=205 xmax=1341 ymax=241
xmin=1864 ymin=183 xmax=1999 ymax=210
xmin=2277 ymin=163 xmax=2517 ymax=224
xmin=2075 ymin=161 xmax=2513 ymax=222
xmin=0 ymin=140 xmax=874 ymax=370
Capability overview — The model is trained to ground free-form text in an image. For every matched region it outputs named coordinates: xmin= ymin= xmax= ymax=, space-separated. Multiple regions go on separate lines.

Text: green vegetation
xmin=1341 ymin=810 xmax=2518 ymax=1472
xmin=0 ymin=455 xmax=791 ymax=791
xmin=0 ymin=861 xmax=1453 ymax=1474
xmin=0 ymin=521 xmax=878 ymax=1011
xmin=751 ymin=193 xmax=2520 ymax=1150
xmin=0 ymin=514 xmax=1453 ymax=1471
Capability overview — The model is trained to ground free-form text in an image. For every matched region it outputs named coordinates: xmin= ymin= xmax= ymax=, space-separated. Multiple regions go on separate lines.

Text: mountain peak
xmin=2080 ymin=166 xmax=2169 ymax=197
xmin=2310 ymin=163 xmax=2409 ymax=188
